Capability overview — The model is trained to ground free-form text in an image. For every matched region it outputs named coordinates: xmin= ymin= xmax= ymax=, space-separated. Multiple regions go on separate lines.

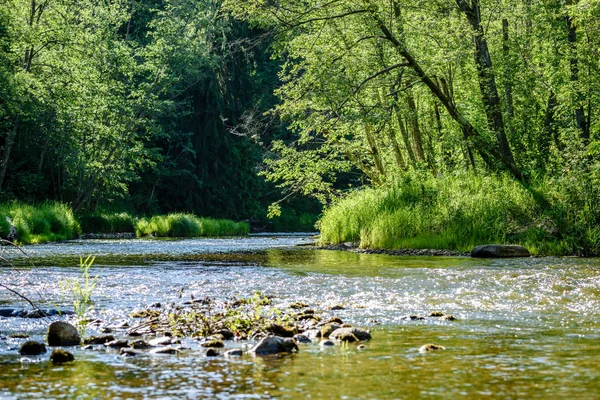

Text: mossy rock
xmin=50 ymin=349 xmax=74 ymax=363
xmin=201 ymin=339 xmax=225 ymax=348
xmin=19 ymin=341 xmax=46 ymax=356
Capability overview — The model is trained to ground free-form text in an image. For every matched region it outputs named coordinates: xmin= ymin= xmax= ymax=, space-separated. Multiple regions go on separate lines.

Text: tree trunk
xmin=502 ymin=18 xmax=513 ymax=117
xmin=456 ymin=0 xmax=516 ymax=168
xmin=405 ymin=87 xmax=425 ymax=162
xmin=0 ymin=116 xmax=18 ymax=192
xmin=566 ymin=0 xmax=589 ymax=143
xmin=376 ymin=16 xmax=524 ymax=182
xmin=364 ymin=122 xmax=386 ymax=180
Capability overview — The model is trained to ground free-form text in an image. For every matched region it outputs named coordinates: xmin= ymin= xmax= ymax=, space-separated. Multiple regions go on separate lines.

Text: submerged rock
xmin=149 ymin=337 xmax=177 ymax=347
xmin=419 ymin=344 xmax=446 ymax=353
xmin=201 ymin=339 xmax=224 ymax=348
xmin=471 ymin=244 xmax=530 ymax=258
xmin=50 ymin=349 xmax=75 ymax=363
xmin=205 ymin=348 xmax=219 ymax=357
xmin=330 ymin=327 xmax=371 ymax=342
xmin=47 ymin=321 xmax=81 ymax=346
xmin=120 ymin=348 xmax=143 ymax=357
xmin=130 ymin=340 xmax=152 ymax=349
xmin=104 ymin=339 xmax=129 ymax=349
xmin=319 ymin=340 xmax=335 ymax=347
xmin=225 ymin=349 xmax=243 ymax=357
xmin=293 ymin=334 xmax=312 ymax=344
xmin=149 ymin=346 xmax=179 ymax=355
xmin=249 ymin=336 xmax=298 ymax=356
xmin=9 ymin=333 xmax=30 ymax=339
xmin=19 ymin=341 xmax=47 ymax=356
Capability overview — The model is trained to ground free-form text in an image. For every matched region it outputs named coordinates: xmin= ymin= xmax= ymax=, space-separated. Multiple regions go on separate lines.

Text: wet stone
xmin=225 ymin=349 xmax=244 ymax=357
xmin=429 ymin=311 xmax=445 ymax=317
xmin=442 ymin=315 xmax=457 ymax=321
xmin=105 ymin=339 xmax=129 ymax=349
xmin=50 ymin=349 xmax=75 ymax=363
xmin=9 ymin=333 xmax=30 ymax=339
xmin=47 ymin=321 xmax=81 ymax=346
xmin=419 ymin=344 xmax=446 ymax=352
xmin=83 ymin=335 xmax=115 ymax=345
xmin=201 ymin=339 xmax=225 ymax=348
xmin=330 ymin=327 xmax=372 ymax=342
xmin=149 ymin=337 xmax=177 ymax=347
xmin=130 ymin=340 xmax=152 ymax=349
xmin=149 ymin=346 xmax=179 ymax=355
xmin=19 ymin=341 xmax=46 ymax=356
xmin=120 ymin=348 xmax=143 ymax=357
xmin=249 ymin=336 xmax=299 ymax=356
xmin=206 ymin=348 xmax=219 ymax=357
xmin=293 ymin=334 xmax=312 ymax=344
xmin=319 ymin=340 xmax=335 ymax=347
xmin=215 ymin=329 xmax=234 ymax=340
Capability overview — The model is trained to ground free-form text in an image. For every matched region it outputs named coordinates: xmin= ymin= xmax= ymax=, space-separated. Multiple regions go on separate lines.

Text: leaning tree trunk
xmin=456 ymin=0 xmax=516 ymax=169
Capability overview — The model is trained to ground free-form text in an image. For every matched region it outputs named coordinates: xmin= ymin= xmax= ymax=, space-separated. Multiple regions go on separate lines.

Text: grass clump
xmin=80 ymin=212 xmax=136 ymax=233
xmin=135 ymin=213 xmax=249 ymax=238
xmin=318 ymin=171 xmax=600 ymax=256
xmin=0 ymin=201 xmax=81 ymax=244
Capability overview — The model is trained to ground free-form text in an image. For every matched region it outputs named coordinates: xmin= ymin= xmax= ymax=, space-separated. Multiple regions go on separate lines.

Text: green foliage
xmin=319 ymin=172 xmax=600 ymax=256
xmin=135 ymin=213 xmax=249 ymax=238
xmin=80 ymin=212 xmax=136 ymax=233
xmin=59 ymin=256 xmax=99 ymax=333
xmin=0 ymin=202 xmax=81 ymax=244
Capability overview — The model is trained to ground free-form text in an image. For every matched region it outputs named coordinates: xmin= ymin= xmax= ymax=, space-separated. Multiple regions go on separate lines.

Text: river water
xmin=1 ymin=236 xmax=600 ymax=399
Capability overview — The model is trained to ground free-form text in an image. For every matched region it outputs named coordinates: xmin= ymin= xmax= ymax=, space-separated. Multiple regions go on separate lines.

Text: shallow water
xmin=1 ymin=236 xmax=600 ymax=399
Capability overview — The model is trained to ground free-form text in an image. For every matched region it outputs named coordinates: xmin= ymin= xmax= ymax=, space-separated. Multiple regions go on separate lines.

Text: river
xmin=1 ymin=235 xmax=600 ymax=399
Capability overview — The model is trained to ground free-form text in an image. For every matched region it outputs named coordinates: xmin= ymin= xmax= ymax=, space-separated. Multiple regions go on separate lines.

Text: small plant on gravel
xmin=59 ymin=256 xmax=99 ymax=333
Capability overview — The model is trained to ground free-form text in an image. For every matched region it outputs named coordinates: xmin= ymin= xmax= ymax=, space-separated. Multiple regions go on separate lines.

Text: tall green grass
xmin=80 ymin=212 xmax=136 ymax=233
xmin=0 ymin=201 xmax=81 ymax=244
xmin=318 ymin=172 xmax=600 ymax=256
xmin=135 ymin=213 xmax=249 ymax=238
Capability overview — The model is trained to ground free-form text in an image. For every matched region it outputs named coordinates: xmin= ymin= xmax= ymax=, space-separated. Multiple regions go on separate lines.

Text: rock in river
xmin=471 ymin=244 xmax=530 ymax=258
xmin=329 ymin=327 xmax=371 ymax=342
xmin=249 ymin=336 xmax=298 ymax=356
xmin=50 ymin=349 xmax=75 ymax=363
xmin=19 ymin=341 xmax=47 ymax=356
xmin=47 ymin=321 xmax=81 ymax=346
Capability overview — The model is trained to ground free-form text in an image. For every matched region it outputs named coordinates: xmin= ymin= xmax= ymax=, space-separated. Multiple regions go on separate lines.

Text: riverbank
xmin=0 ymin=203 xmax=250 ymax=245
xmin=318 ymin=173 xmax=600 ymax=257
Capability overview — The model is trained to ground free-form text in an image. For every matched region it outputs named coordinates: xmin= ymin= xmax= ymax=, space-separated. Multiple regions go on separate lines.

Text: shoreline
xmin=318 ymin=243 xmax=470 ymax=257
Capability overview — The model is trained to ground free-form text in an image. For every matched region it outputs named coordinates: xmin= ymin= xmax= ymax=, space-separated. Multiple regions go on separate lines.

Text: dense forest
xmin=1 ymin=0 xmax=600 ymax=252
xmin=0 ymin=0 xmax=318 ymax=228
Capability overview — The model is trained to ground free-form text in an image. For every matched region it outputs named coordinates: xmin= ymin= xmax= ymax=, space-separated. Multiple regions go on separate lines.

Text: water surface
xmin=1 ymin=236 xmax=599 ymax=398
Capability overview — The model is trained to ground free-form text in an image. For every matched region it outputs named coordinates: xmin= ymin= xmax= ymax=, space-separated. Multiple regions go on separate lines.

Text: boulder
xmin=471 ymin=244 xmax=530 ymax=258
xmin=47 ymin=321 xmax=81 ymax=346
xmin=130 ymin=340 xmax=152 ymax=349
xmin=50 ymin=349 xmax=74 ymax=363
xmin=249 ymin=336 xmax=298 ymax=356
xmin=330 ymin=327 xmax=371 ymax=342
xmin=19 ymin=341 xmax=47 ymax=356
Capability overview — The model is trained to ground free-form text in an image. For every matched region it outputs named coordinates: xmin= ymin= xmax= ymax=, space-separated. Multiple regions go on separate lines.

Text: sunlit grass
xmin=0 ymin=201 xmax=81 ymax=244
xmin=135 ymin=213 xmax=249 ymax=238
xmin=318 ymin=172 xmax=598 ymax=256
